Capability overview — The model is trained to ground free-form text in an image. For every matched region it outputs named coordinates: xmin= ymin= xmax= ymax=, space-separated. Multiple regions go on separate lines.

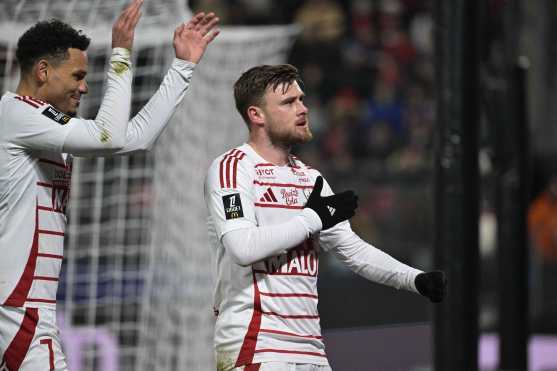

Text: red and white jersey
xmin=205 ymin=143 xmax=336 ymax=369
xmin=0 ymin=94 xmax=74 ymax=309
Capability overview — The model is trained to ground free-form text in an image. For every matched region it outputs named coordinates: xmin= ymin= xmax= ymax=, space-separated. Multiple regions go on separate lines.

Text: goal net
xmin=0 ymin=1 xmax=298 ymax=370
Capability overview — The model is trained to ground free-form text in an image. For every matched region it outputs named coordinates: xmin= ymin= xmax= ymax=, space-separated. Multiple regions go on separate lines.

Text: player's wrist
xmin=299 ymin=208 xmax=322 ymax=234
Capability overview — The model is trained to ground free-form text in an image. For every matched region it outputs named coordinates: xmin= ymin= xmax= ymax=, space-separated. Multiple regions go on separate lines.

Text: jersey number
xmin=40 ymin=338 xmax=55 ymax=370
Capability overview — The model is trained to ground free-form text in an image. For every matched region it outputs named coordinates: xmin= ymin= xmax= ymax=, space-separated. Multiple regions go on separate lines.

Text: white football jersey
xmin=205 ymin=143 xmax=342 ymax=370
xmin=0 ymin=94 xmax=74 ymax=308
xmin=0 ymin=57 xmax=194 ymax=310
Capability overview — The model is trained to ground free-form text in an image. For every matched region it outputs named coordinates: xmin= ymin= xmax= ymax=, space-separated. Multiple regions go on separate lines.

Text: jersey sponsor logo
xmin=222 ymin=193 xmax=244 ymax=220
xmin=280 ymin=188 xmax=300 ymax=206
xmin=256 ymin=168 xmax=275 ymax=178
xmin=263 ymin=240 xmax=318 ymax=276
xmin=42 ymin=106 xmax=71 ymax=125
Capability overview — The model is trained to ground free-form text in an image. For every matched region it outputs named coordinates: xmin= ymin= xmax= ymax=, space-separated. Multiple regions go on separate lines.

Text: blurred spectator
xmin=529 ymin=175 xmax=557 ymax=262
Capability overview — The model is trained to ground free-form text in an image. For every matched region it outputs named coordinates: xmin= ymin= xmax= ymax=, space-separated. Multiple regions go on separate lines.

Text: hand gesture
xmin=305 ymin=176 xmax=358 ymax=230
xmin=173 ymin=12 xmax=220 ymax=63
xmin=415 ymin=270 xmax=447 ymax=303
xmin=112 ymin=0 xmax=143 ymax=50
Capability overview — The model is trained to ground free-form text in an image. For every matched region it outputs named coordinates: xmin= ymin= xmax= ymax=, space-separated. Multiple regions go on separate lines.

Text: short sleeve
xmin=204 ymin=153 xmax=257 ymax=240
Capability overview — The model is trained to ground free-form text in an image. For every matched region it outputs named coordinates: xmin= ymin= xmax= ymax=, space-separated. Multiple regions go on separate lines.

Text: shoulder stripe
xmin=219 ymin=149 xmax=246 ymax=189
xmin=24 ymin=96 xmax=47 ymax=105
xmin=14 ymin=96 xmax=39 ymax=108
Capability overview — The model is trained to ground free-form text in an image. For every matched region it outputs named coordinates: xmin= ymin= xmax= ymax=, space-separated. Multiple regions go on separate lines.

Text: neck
xmin=16 ymin=77 xmax=41 ymax=99
xmin=247 ymin=136 xmax=291 ymax=166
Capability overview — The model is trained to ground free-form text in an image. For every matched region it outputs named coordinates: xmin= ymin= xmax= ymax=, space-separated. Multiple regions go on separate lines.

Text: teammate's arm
xmin=113 ymin=12 xmax=220 ymax=155
xmin=61 ymin=0 xmax=142 ymax=155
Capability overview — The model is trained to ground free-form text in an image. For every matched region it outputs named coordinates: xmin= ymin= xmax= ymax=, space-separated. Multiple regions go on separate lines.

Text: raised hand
xmin=415 ymin=270 xmax=447 ymax=303
xmin=173 ymin=12 xmax=220 ymax=63
xmin=305 ymin=176 xmax=358 ymax=230
xmin=112 ymin=0 xmax=143 ymax=49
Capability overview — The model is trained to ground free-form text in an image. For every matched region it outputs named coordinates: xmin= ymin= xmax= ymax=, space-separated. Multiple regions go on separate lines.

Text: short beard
xmin=268 ymin=126 xmax=313 ymax=148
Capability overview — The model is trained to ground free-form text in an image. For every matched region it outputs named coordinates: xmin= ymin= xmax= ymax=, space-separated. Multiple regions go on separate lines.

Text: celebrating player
xmin=0 ymin=1 xmax=219 ymax=369
xmin=204 ymin=64 xmax=447 ymax=371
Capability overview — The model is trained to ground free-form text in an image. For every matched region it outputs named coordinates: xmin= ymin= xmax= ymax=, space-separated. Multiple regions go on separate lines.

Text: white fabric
xmin=321 ymin=223 xmax=421 ymax=292
xmin=0 ymin=306 xmax=67 ymax=370
xmin=205 ymin=143 xmax=423 ymax=370
xmin=222 ymin=208 xmax=321 ymax=266
xmin=0 ymin=51 xmax=194 ymax=308
xmin=232 ymin=362 xmax=332 ymax=371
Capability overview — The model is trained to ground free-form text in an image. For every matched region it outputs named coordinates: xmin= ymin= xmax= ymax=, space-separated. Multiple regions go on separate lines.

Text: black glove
xmin=415 ymin=270 xmax=447 ymax=303
xmin=305 ymin=176 xmax=358 ymax=230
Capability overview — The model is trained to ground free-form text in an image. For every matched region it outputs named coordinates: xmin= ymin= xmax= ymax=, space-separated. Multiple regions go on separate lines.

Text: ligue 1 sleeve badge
xmin=42 ymin=106 xmax=71 ymax=125
xmin=222 ymin=193 xmax=244 ymax=220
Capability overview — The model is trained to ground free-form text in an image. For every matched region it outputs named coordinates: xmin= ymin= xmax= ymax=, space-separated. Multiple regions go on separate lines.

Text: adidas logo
xmin=259 ymin=187 xmax=278 ymax=203
xmin=327 ymin=206 xmax=336 ymax=216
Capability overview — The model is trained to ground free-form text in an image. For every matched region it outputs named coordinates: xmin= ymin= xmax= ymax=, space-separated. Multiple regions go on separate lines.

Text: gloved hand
xmin=305 ymin=176 xmax=358 ymax=230
xmin=415 ymin=270 xmax=447 ymax=303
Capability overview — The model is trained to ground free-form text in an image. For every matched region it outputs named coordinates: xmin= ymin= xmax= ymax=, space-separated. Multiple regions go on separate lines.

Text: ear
xmin=35 ymin=59 xmax=49 ymax=83
xmin=247 ymin=105 xmax=265 ymax=128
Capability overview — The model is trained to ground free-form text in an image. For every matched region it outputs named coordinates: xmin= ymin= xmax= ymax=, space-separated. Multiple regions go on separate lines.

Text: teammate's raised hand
xmin=173 ymin=12 xmax=220 ymax=63
xmin=112 ymin=0 xmax=143 ymax=49
xmin=305 ymin=176 xmax=358 ymax=230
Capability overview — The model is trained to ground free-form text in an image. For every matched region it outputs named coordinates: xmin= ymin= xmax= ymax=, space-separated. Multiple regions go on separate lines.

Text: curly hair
xmin=234 ymin=64 xmax=304 ymax=127
xmin=16 ymin=19 xmax=91 ymax=74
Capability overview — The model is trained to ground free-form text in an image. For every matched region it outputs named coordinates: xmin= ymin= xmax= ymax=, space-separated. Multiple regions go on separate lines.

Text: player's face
xmin=43 ymin=48 xmax=88 ymax=116
xmin=261 ymin=81 xmax=312 ymax=147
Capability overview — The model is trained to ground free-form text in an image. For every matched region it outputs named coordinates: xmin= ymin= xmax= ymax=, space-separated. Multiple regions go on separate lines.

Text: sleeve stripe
xmin=219 ymin=149 xmax=246 ymax=188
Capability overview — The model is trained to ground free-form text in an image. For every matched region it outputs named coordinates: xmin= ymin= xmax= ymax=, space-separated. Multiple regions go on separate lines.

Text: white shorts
xmin=0 ymin=306 xmax=67 ymax=371
xmin=233 ymin=362 xmax=332 ymax=371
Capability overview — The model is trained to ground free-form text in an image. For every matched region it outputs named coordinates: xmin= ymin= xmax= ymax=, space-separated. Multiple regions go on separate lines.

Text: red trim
xmin=4 ymin=204 xmax=40 ymax=306
xmin=3 ymin=308 xmax=39 ymax=370
xmin=253 ymin=180 xmax=314 ymax=189
xmin=37 ymin=182 xmax=69 ymax=190
xmin=40 ymin=338 xmax=55 ymax=370
xmin=37 ymin=253 xmax=63 ymax=260
xmin=244 ymin=364 xmax=261 ymax=371
xmin=235 ymin=270 xmax=263 ymax=367
xmin=38 ymin=159 xmax=67 ymax=169
xmin=24 ymin=96 xmax=46 ymax=105
xmin=254 ymin=349 xmax=326 ymax=357
xmin=254 ymin=163 xmax=275 ymax=167
xmin=219 ymin=149 xmax=246 ymax=188
xmin=38 ymin=229 xmax=64 ymax=237
xmin=259 ymin=328 xmax=322 ymax=339
xmin=254 ymin=203 xmax=303 ymax=210
xmin=224 ymin=151 xmax=235 ymax=188
xmin=14 ymin=95 xmax=39 ymax=108
xmin=259 ymin=291 xmax=318 ymax=299
xmin=261 ymin=310 xmax=319 ymax=320
xmin=37 ymin=206 xmax=65 ymax=214
xmin=254 ymin=269 xmax=317 ymax=277
xmin=33 ymin=276 xmax=59 ymax=282
xmin=26 ymin=298 xmax=56 ymax=304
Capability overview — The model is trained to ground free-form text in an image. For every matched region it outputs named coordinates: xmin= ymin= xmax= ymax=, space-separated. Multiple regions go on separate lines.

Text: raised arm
xmin=61 ymin=0 xmax=144 ymax=155
xmin=114 ymin=12 xmax=220 ymax=155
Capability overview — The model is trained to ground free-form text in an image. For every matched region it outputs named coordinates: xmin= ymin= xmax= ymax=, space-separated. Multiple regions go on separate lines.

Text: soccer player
xmin=204 ymin=64 xmax=447 ymax=371
xmin=0 ymin=1 xmax=219 ymax=369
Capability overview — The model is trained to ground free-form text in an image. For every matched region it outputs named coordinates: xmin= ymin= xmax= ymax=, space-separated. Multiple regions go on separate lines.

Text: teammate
xmin=204 ymin=64 xmax=447 ymax=371
xmin=0 ymin=1 xmax=219 ymax=369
